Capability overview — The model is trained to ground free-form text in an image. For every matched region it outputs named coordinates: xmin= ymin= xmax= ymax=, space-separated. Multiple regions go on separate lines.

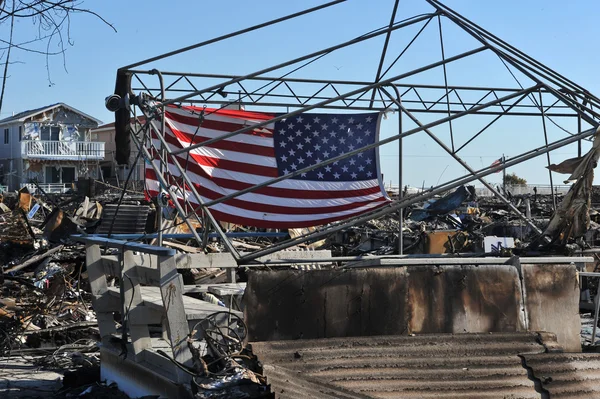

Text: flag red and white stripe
xmin=144 ymin=105 xmax=390 ymax=228
xmin=490 ymin=157 xmax=503 ymax=173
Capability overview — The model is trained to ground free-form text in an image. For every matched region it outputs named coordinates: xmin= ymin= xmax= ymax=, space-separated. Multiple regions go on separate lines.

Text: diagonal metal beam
xmin=369 ymin=0 xmax=400 ymax=109
xmin=121 ymin=0 xmax=347 ymax=70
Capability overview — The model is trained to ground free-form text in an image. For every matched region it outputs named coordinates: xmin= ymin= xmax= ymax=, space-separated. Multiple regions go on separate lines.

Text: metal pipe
xmin=381 ymin=86 xmax=543 ymax=235
xmin=398 ymin=98 xmax=404 ymax=255
xmin=94 ymin=232 xmax=289 ymax=240
xmin=593 ymin=290 xmax=600 ymax=346
xmin=156 ymin=71 xmax=167 ymax=246
xmin=437 ymin=14 xmax=455 ymax=152
xmin=200 ymin=74 xmax=529 ymax=210
xmin=129 ymin=71 xmax=557 ymax=93
xmin=369 ymin=0 xmax=400 ymax=109
xmin=131 ymin=88 xmax=575 ymax=115
xmin=538 ymin=90 xmax=557 ymax=210
xmin=121 ymin=0 xmax=347 ymax=70
xmin=237 ymin=126 xmax=596 ymax=263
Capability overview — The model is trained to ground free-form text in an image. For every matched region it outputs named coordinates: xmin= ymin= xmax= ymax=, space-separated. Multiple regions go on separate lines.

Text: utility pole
xmin=502 ymin=154 xmax=506 ymax=194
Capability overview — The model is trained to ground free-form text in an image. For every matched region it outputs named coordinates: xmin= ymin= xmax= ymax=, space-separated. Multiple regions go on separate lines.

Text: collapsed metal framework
xmin=112 ymin=0 xmax=600 ymax=264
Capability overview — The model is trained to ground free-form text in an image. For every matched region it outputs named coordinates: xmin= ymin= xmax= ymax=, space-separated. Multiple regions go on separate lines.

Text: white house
xmin=0 ymin=103 xmax=104 ymax=193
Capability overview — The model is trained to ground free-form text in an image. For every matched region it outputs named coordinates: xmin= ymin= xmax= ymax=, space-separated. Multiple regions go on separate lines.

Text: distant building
xmin=0 ymin=103 xmax=103 ymax=193
xmin=92 ymin=117 xmax=145 ymax=183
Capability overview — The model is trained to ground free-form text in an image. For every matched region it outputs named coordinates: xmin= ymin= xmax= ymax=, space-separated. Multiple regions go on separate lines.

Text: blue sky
xmin=3 ymin=0 xmax=600 ymax=188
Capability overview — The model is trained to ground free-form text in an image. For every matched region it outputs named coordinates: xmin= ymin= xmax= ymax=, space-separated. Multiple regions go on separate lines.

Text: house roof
xmin=0 ymin=103 xmax=102 ymax=127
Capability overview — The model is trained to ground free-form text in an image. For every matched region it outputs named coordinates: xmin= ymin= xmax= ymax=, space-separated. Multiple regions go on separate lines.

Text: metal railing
xmin=21 ymin=140 xmax=105 ymax=160
xmin=20 ymin=183 xmax=73 ymax=194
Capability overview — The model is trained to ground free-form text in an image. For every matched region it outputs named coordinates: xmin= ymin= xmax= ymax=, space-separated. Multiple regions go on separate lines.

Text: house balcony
xmin=21 ymin=140 xmax=105 ymax=160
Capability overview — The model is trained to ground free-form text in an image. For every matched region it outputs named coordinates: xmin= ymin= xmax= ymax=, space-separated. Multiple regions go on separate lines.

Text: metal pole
xmin=578 ymin=116 xmax=583 ymax=158
xmin=593 ymin=286 xmax=600 ymax=346
xmin=121 ymin=0 xmax=347 ymax=70
xmin=237 ymin=126 xmax=596 ymax=263
xmin=382 ymin=86 xmax=542 ymax=235
xmin=437 ymin=14 xmax=455 ymax=152
xmin=398 ymin=100 xmax=404 ymax=255
xmin=198 ymin=82 xmax=532 ymax=210
xmin=157 ymin=72 xmax=167 ymax=246
xmin=538 ymin=90 xmax=557 ymax=210
xmin=369 ymin=0 xmax=400 ymax=109
xmin=502 ymin=154 xmax=506 ymax=194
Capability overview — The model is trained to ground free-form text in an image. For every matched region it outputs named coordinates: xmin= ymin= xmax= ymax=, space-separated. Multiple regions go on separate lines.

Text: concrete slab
xmin=0 ymin=357 xmax=62 ymax=398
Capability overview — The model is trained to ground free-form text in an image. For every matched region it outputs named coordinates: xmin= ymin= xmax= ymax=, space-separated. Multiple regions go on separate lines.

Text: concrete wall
xmin=245 ymin=264 xmax=581 ymax=352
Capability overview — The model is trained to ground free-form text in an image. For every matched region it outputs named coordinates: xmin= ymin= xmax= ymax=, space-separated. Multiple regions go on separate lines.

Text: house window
xmin=3 ymin=128 xmax=8 ymax=144
xmin=40 ymin=126 xmax=60 ymax=141
xmin=18 ymin=126 xmax=22 ymax=142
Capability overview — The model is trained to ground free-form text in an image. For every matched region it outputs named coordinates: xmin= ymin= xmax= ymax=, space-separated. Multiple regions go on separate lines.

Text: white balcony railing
xmin=21 ymin=140 xmax=105 ymax=160
xmin=20 ymin=183 xmax=73 ymax=194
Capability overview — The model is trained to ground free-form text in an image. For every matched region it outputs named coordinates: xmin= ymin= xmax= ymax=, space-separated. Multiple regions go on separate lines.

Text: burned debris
xmin=4 ymin=0 xmax=600 ymax=398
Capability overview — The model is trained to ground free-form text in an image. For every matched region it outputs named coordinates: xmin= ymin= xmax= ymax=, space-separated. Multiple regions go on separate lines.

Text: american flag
xmin=490 ymin=157 xmax=503 ymax=173
xmin=145 ymin=105 xmax=390 ymax=228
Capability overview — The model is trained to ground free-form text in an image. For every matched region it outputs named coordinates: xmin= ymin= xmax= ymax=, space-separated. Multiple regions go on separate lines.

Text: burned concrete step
xmin=252 ymin=332 xmax=554 ymax=399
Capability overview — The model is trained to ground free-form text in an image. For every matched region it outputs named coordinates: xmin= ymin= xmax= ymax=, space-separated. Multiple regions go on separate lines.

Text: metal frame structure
xmin=111 ymin=0 xmax=600 ymax=264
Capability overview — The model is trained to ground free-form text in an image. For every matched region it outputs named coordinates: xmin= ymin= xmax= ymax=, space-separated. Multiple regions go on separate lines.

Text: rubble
xmin=1 ymin=171 xmax=600 ymax=398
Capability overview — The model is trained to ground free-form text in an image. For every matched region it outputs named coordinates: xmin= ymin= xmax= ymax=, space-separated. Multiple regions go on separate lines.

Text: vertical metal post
xmin=593 ymin=284 xmax=600 ymax=346
xmin=578 ymin=116 xmax=582 ymax=158
xmin=398 ymin=106 xmax=404 ymax=255
xmin=538 ymin=90 xmax=556 ymax=210
xmin=502 ymin=154 xmax=506 ymax=194
xmin=398 ymin=106 xmax=403 ymax=255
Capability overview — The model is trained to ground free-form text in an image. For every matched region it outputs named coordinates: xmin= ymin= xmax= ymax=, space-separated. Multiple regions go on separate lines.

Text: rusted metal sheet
xmin=245 ymin=266 xmax=525 ymax=342
xmin=522 ymin=264 xmax=581 ymax=352
xmin=252 ymin=332 xmax=550 ymax=399
xmin=523 ymin=352 xmax=600 ymax=399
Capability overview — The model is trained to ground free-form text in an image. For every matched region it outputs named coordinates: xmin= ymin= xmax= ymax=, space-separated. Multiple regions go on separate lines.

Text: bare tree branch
xmin=0 ymin=0 xmax=115 ymax=111
xmin=0 ymin=0 xmax=15 ymax=111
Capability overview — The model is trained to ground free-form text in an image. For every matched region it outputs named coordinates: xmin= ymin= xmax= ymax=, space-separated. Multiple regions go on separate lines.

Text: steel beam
xmin=121 ymin=0 xmax=347 ymax=70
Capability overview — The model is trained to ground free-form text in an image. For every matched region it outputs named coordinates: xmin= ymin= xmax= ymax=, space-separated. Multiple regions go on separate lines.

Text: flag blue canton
xmin=273 ymin=113 xmax=380 ymax=181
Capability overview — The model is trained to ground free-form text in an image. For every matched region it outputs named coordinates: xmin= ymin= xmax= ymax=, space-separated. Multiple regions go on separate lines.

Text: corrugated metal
xmin=523 ymin=353 xmax=600 ymax=399
xmin=97 ymin=204 xmax=149 ymax=234
xmin=252 ymin=332 xmax=550 ymax=399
